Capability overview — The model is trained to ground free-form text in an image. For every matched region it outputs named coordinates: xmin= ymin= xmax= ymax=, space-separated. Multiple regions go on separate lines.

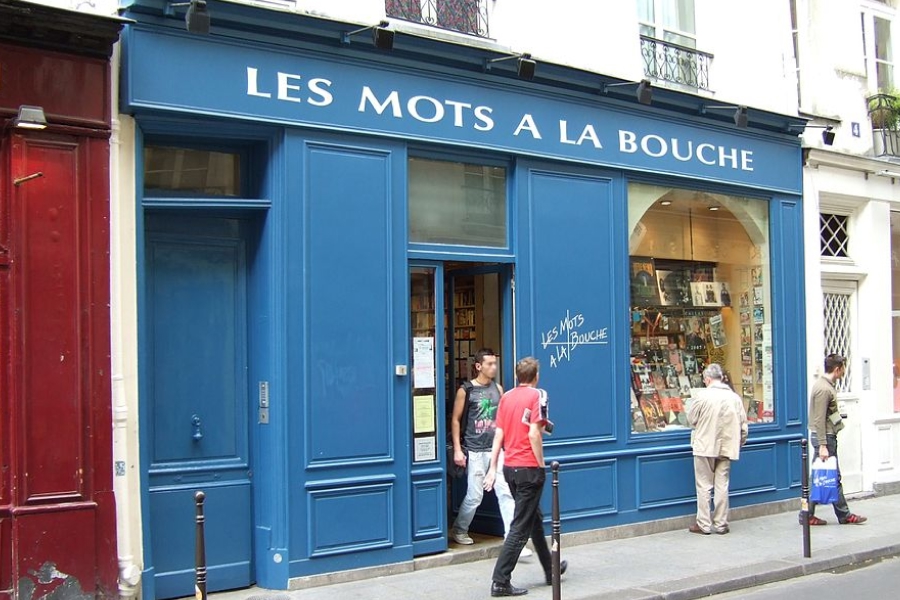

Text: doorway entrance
xmin=408 ymin=262 xmax=513 ymax=556
xmin=447 ymin=265 xmax=510 ymax=537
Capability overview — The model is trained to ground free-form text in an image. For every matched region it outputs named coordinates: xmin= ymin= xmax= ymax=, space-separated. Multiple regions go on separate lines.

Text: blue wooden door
xmin=145 ymin=215 xmax=253 ymax=599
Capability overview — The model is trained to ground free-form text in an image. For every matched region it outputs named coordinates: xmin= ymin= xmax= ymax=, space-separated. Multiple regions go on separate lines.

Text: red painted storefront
xmin=0 ymin=3 xmax=124 ymax=599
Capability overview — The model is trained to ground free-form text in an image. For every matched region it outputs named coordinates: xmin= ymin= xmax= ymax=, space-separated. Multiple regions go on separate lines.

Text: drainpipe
xmin=109 ymin=39 xmax=142 ymax=600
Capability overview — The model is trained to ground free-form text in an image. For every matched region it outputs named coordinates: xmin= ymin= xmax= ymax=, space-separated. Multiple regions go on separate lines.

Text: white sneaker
xmin=519 ymin=546 xmax=533 ymax=559
xmin=452 ymin=531 xmax=474 ymax=545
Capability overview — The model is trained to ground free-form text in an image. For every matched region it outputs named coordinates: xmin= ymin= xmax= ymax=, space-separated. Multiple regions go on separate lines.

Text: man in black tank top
xmin=450 ymin=348 xmax=520 ymax=551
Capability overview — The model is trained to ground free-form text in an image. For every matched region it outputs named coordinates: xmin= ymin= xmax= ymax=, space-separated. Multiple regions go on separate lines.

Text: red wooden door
xmin=0 ymin=132 xmax=116 ymax=600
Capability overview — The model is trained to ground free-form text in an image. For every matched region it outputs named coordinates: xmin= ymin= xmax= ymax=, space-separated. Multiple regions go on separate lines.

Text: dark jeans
xmin=809 ymin=434 xmax=851 ymax=521
xmin=492 ymin=466 xmax=552 ymax=585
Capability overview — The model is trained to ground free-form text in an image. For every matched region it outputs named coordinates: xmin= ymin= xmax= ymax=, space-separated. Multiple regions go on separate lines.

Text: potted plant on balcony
xmin=868 ymin=90 xmax=900 ymax=157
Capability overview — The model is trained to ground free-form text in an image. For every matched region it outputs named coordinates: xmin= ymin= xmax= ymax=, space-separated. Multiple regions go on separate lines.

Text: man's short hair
xmin=473 ymin=348 xmax=496 ymax=365
xmin=515 ymin=357 xmax=540 ymax=384
xmin=703 ymin=363 xmax=724 ymax=381
xmin=824 ymin=354 xmax=845 ymax=374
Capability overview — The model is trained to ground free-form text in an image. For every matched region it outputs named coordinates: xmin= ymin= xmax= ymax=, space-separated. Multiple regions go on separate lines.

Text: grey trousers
xmin=694 ymin=456 xmax=732 ymax=533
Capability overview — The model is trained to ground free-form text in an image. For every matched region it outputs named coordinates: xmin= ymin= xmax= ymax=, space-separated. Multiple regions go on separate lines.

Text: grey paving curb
xmin=583 ymin=538 xmax=900 ymax=600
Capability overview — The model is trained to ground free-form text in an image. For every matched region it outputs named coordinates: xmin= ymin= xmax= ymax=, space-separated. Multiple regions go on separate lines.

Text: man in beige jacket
xmin=687 ymin=363 xmax=748 ymax=535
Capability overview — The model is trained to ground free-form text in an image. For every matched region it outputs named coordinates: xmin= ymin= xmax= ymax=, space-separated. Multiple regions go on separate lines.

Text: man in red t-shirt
xmin=484 ymin=357 xmax=567 ymax=597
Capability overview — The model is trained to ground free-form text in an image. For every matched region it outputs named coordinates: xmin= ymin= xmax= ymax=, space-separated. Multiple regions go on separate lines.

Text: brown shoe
xmin=715 ymin=526 xmax=730 ymax=535
xmin=839 ymin=514 xmax=867 ymax=524
xmin=688 ymin=523 xmax=710 ymax=535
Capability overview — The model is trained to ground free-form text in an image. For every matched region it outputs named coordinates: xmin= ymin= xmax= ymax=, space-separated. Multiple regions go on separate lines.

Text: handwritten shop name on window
xmin=540 ymin=310 xmax=608 ymax=368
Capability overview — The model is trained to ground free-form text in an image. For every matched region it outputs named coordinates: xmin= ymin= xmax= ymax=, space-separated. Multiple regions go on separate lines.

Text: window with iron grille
xmin=823 ymin=291 xmax=853 ymax=393
xmin=386 ymin=0 xmax=489 ymax=37
xmin=820 ymin=213 xmax=850 ymax=258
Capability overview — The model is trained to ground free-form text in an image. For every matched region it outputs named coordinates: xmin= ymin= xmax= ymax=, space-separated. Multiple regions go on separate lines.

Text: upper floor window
xmin=790 ymin=0 xmax=803 ymax=106
xmin=638 ymin=0 xmax=711 ymax=90
xmin=638 ymin=0 xmax=696 ymax=48
xmin=386 ymin=0 xmax=490 ymax=38
xmin=862 ymin=1 xmax=895 ymax=92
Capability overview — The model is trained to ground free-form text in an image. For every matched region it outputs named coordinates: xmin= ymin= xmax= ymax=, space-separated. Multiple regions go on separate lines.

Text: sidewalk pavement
xmin=219 ymin=494 xmax=900 ymax=600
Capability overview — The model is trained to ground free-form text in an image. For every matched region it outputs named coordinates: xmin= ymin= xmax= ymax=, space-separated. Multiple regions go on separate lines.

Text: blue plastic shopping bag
xmin=810 ymin=457 xmax=839 ymax=504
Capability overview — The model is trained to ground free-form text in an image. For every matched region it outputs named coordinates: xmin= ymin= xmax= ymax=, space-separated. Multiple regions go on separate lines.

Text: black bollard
xmin=551 ymin=461 xmax=561 ymax=600
xmin=799 ymin=440 xmax=811 ymax=558
xmin=195 ymin=490 xmax=208 ymax=600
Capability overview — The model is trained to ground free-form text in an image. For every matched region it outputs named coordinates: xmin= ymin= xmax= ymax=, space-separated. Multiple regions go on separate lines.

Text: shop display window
xmin=628 ymin=183 xmax=774 ymax=433
xmin=408 ymin=157 xmax=506 ymax=247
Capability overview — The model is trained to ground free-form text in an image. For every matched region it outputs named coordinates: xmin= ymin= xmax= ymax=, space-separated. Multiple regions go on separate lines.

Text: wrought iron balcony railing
xmin=640 ymin=35 xmax=713 ymax=91
xmin=868 ymin=93 xmax=900 ymax=158
xmin=386 ymin=0 xmax=489 ymax=38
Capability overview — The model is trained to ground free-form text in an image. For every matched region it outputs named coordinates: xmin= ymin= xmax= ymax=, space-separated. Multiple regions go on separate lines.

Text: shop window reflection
xmin=628 ymin=183 xmax=774 ymax=433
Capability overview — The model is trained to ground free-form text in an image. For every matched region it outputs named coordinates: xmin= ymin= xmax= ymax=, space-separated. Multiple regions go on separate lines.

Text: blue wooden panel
xmin=304 ymin=143 xmax=394 ymax=465
xmin=520 ymin=168 xmax=618 ymax=442
xmin=771 ymin=198 xmax=806 ymax=427
xmin=149 ymin=484 xmax=252 ymax=598
xmin=637 ymin=451 xmax=695 ymax=508
xmin=308 ymin=483 xmax=394 ymax=556
xmin=553 ymin=459 xmax=618 ymax=520
xmin=146 ymin=234 xmax=247 ymax=468
xmin=411 ymin=477 xmax=444 ymax=539
xmin=787 ymin=440 xmax=803 ymax=488
xmin=730 ymin=443 xmax=778 ymax=494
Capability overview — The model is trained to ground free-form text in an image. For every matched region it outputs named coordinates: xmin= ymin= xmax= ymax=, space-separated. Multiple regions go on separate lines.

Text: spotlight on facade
xmin=341 ymin=20 xmax=394 ymax=50
xmin=485 ymin=53 xmax=536 ymax=80
xmin=603 ymin=79 xmax=652 ymax=105
xmin=789 ymin=122 xmax=838 ymax=146
xmin=13 ymin=105 xmax=47 ymax=130
xmin=166 ymin=0 xmax=210 ymax=35
xmin=703 ymin=104 xmax=749 ymax=128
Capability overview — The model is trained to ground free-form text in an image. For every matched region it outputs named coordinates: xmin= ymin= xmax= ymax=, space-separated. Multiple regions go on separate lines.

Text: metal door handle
xmin=192 ymin=414 xmax=203 ymax=441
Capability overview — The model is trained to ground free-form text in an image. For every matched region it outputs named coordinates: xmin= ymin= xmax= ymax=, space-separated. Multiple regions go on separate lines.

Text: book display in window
xmin=629 ymin=259 xmax=753 ymax=433
xmin=736 ymin=268 xmax=773 ymax=424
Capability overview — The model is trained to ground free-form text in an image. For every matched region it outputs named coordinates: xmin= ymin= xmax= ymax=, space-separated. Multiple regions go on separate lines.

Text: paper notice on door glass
xmin=413 ymin=395 xmax=435 ymax=434
xmin=413 ymin=337 xmax=435 ymax=389
xmin=414 ymin=436 xmax=436 ymax=462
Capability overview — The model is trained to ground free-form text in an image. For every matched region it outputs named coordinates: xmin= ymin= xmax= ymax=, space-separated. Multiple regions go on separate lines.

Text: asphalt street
xmin=710 ymin=556 xmax=900 ymax=599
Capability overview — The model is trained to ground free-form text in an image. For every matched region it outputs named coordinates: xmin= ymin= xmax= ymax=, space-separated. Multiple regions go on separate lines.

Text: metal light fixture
xmin=603 ymin=79 xmax=652 ymax=105
xmin=704 ymin=104 xmax=749 ymax=128
xmin=789 ymin=123 xmax=837 ymax=146
xmin=485 ymin=53 xmax=536 ymax=80
xmin=341 ymin=20 xmax=394 ymax=50
xmin=13 ymin=105 xmax=47 ymax=130
xmin=166 ymin=0 xmax=210 ymax=35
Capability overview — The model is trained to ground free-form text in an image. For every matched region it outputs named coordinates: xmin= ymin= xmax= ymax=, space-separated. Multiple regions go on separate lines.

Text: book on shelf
xmin=656 ymin=269 xmax=692 ymax=306
xmin=630 ymin=257 xmax=661 ymax=305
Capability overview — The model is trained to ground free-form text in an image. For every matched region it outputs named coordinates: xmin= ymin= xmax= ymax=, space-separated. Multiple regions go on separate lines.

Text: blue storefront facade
xmin=120 ymin=3 xmax=807 ymax=598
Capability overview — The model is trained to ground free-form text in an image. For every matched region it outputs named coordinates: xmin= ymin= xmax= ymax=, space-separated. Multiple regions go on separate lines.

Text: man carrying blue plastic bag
xmin=803 ymin=354 xmax=867 ymax=526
